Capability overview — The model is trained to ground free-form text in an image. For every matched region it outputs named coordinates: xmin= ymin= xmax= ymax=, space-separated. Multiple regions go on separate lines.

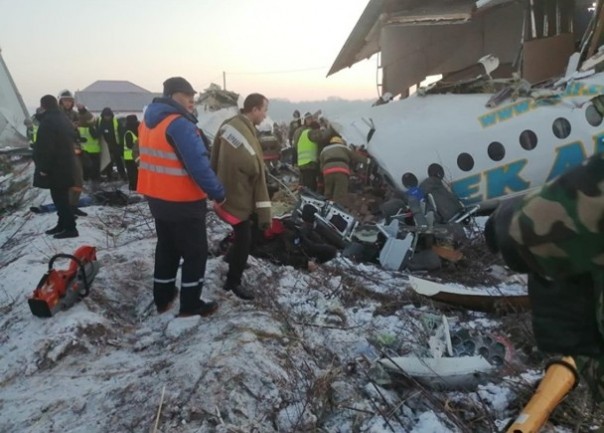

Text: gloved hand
xmin=256 ymin=207 xmax=272 ymax=231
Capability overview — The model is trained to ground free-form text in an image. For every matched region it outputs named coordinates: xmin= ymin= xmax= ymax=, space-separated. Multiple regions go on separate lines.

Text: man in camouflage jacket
xmin=486 ymin=152 xmax=604 ymax=402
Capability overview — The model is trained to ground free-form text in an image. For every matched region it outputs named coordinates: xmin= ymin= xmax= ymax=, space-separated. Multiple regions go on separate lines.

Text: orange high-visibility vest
xmin=137 ymin=114 xmax=207 ymax=202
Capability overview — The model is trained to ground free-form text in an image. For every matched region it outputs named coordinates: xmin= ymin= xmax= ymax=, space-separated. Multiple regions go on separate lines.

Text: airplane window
xmin=457 ymin=153 xmax=474 ymax=172
xmin=402 ymin=172 xmax=418 ymax=188
xmin=552 ymin=118 xmax=571 ymax=139
xmin=428 ymin=163 xmax=444 ymax=179
xmin=519 ymin=130 xmax=537 ymax=150
xmin=488 ymin=142 xmax=505 ymax=161
xmin=586 ymin=105 xmax=603 ymax=127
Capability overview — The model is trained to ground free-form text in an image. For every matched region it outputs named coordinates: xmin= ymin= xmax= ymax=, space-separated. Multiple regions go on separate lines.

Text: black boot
xmin=53 ymin=229 xmax=79 ymax=239
xmin=225 ymin=284 xmax=255 ymax=301
xmin=45 ymin=225 xmax=63 ymax=235
xmin=72 ymin=207 xmax=88 ymax=217
xmin=156 ymin=287 xmax=179 ymax=314
xmin=178 ymin=300 xmax=219 ymax=317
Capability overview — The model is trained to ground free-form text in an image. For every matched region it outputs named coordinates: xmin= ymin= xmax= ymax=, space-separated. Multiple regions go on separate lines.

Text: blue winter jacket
xmin=144 ymin=98 xmax=225 ymax=202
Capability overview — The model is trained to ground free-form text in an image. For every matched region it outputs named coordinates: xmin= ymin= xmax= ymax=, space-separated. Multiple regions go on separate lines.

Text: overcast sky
xmin=0 ymin=0 xmax=378 ymax=109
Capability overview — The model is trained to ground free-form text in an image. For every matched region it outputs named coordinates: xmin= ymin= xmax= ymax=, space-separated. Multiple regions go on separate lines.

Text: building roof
xmin=81 ymin=80 xmax=151 ymax=93
xmin=74 ymin=80 xmax=161 ymax=113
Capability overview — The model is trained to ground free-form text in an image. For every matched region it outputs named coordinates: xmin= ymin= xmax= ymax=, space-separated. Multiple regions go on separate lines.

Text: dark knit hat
xmin=163 ymin=77 xmax=196 ymax=96
xmin=301 ymin=204 xmax=318 ymax=223
xmin=40 ymin=95 xmax=58 ymax=110
xmin=125 ymin=114 xmax=139 ymax=129
xmin=58 ymin=89 xmax=74 ymax=101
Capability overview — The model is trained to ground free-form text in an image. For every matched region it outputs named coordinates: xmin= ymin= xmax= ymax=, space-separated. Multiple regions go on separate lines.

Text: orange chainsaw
xmin=28 ymin=245 xmax=100 ymax=318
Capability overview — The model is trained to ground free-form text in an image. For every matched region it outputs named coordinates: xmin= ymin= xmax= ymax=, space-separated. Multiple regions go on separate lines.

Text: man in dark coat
xmin=33 ymin=95 xmax=79 ymax=238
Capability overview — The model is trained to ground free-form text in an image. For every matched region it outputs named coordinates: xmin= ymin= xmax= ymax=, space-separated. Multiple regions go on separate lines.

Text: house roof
xmin=81 ymin=80 xmax=152 ymax=93
xmin=75 ymin=80 xmax=161 ymax=113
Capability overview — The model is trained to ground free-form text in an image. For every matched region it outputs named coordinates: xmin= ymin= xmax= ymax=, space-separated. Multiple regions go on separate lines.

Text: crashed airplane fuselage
xmin=329 ymin=0 xmax=602 ymax=209
xmin=350 ymin=75 xmax=604 ymax=207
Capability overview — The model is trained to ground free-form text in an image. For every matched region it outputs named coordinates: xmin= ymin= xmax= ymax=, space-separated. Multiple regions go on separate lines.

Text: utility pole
xmin=223 ymin=71 xmax=226 ymax=90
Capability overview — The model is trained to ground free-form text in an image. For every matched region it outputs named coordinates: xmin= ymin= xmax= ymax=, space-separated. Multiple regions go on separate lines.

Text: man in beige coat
xmin=211 ymin=93 xmax=271 ymax=301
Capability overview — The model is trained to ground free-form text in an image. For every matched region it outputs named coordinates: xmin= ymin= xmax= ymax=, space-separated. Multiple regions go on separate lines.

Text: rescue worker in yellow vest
xmin=319 ymin=135 xmax=368 ymax=206
xmin=77 ymin=119 xmax=101 ymax=187
xmin=211 ymin=93 xmax=271 ymax=301
xmin=295 ymin=117 xmax=320 ymax=191
xmin=123 ymin=114 xmax=139 ymax=191
xmin=137 ymin=77 xmax=225 ymax=317
xmin=292 ymin=112 xmax=313 ymax=165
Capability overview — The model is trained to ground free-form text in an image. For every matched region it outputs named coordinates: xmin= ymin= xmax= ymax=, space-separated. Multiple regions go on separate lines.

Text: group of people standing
xmin=31 ymin=77 xmax=344 ymax=319
xmin=71 ymin=100 xmax=140 ymax=191
xmin=289 ymin=110 xmax=367 ymax=206
xmin=32 ymin=91 xmax=141 ymax=239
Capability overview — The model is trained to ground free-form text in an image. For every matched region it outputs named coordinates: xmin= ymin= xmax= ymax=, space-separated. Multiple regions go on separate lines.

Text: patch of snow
xmin=410 ymin=411 xmax=455 ymax=433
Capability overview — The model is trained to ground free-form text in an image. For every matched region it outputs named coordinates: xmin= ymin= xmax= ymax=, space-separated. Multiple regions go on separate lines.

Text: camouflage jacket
xmin=488 ymin=152 xmax=604 ymax=399
xmin=489 ymin=152 xmax=604 ymax=280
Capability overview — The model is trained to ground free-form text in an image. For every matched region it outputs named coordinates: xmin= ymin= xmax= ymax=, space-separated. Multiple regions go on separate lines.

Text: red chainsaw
xmin=28 ymin=245 xmax=100 ymax=318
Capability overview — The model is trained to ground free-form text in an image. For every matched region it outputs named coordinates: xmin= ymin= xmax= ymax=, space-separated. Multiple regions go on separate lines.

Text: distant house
xmin=196 ymin=83 xmax=239 ymax=112
xmin=74 ymin=80 xmax=161 ymax=117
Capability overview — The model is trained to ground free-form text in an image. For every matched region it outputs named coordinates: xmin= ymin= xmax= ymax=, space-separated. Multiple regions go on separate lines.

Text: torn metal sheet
xmin=408 ymin=275 xmax=530 ymax=312
xmin=385 ymin=1 xmax=475 ymax=25
xmin=378 ymin=232 xmax=414 ymax=271
xmin=378 ymin=355 xmax=495 ymax=390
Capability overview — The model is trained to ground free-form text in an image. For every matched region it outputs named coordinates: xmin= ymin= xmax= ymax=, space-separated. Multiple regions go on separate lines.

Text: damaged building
xmin=329 ymin=0 xmax=594 ymax=97
xmin=196 ymin=83 xmax=240 ymax=112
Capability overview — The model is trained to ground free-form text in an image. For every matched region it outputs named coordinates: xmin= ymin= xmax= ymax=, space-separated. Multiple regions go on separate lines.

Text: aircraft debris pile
xmin=285 ymin=174 xmax=478 ymax=276
xmin=371 ymin=314 xmax=512 ymax=391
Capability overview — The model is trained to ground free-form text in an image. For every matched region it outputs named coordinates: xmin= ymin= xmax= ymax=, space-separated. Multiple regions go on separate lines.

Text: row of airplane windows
xmin=401 ymin=104 xmax=604 ymax=189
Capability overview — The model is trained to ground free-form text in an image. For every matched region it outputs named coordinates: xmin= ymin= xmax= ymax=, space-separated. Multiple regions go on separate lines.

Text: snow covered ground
xmin=0 ymin=163 xmax=594 ymax=433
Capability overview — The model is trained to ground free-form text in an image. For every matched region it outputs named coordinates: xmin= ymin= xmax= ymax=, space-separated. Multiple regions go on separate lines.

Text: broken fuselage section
xmin=330 ymin=0 xmax=604 ymax=209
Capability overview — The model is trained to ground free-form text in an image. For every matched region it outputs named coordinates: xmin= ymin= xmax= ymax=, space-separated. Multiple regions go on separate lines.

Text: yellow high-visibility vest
xmin=297 ymin=129 xmax=318 ymax=166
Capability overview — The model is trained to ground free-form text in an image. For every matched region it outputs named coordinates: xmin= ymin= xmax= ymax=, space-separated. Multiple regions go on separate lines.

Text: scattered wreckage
xmin=408 ymin=275 xmax=530 ymax=313
xmin=371 ymin=314 xmax=511 ymax=391
xmin=292 ymin=182 xmax=477 ymax=275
